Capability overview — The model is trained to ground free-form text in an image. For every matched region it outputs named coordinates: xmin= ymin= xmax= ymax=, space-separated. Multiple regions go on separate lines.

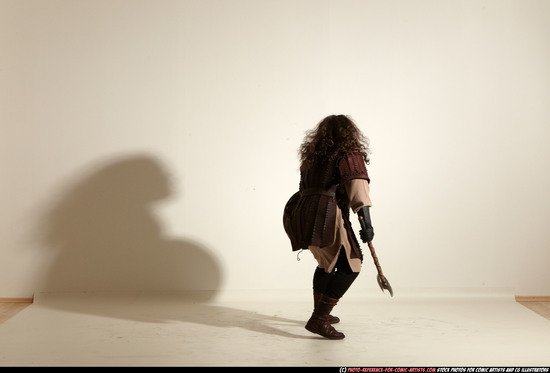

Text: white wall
xmin=1 ymin=0 xmax=549 ymax=298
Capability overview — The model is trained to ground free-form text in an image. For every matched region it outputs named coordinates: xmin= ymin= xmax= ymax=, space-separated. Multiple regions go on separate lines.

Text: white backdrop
xmin=1 ymin=0 xmax=549 ymax=298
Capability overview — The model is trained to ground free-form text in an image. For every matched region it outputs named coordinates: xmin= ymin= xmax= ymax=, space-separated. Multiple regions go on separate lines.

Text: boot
xmin=305 ymin=294 xmax=345 ymax=339
xmin=314 ymin=291 xmax=340 ymax=324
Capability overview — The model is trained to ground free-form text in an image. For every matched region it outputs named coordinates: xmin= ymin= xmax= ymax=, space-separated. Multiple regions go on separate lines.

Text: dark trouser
xmin=312 ymin=247 xmax=359 ymax=299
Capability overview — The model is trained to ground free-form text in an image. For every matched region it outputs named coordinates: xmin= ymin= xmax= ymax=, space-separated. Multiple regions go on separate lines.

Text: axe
xmin=367 ymin=241 xmax=394 ymax=297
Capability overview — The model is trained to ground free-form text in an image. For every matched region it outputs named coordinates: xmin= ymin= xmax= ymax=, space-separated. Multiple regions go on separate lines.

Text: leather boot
xmin=305 ymin=295 xmax=345 ymax=339
xmin=314 ymin=291 xmax=340 ymax=324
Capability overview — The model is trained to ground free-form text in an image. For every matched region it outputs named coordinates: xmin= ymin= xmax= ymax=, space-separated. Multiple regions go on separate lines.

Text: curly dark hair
xmin=299 ymin=115 xmax=370 ymax=171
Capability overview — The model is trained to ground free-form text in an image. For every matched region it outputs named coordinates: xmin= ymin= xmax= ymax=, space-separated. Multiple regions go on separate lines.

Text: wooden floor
xmin=0 ymin=299 xmax=33 ymax=325
xmin=515 ymin=297 xmax=550 ymax=321
xmin=1 ymin=298 xmax=550 ymax=325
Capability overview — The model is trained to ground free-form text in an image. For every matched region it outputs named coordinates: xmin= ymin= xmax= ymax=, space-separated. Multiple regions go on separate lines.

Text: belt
xmin=300 ymin=186 xmax=337 ymax=198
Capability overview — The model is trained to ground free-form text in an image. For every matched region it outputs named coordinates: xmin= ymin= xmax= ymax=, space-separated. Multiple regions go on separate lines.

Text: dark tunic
xmin=283 ymin=152 xmax=371 ymax=272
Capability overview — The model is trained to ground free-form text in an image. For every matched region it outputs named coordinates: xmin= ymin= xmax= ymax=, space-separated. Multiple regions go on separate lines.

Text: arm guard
xmin=357 ymin=206 xmax=374 ymax=243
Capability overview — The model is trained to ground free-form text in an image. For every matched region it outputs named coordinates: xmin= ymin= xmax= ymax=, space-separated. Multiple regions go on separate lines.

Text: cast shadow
xmin=35 ymin=293 xmax=311 ymax=339
xmin=35 ymin=153 xmax=308 ymax=339
xmin=37 ymin=154 xmax=221 ymax=297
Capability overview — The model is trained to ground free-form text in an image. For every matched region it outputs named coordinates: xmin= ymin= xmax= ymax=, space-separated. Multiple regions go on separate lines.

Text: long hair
xmin=299 ymin=115 xmax=370 ymax=171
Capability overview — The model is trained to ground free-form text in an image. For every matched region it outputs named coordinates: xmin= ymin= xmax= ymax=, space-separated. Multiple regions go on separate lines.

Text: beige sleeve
xmin=345 ymin=179 xmax=372 ymax=213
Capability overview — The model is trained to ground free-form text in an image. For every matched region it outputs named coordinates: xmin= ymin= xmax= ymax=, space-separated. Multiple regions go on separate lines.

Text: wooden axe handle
xmin=367 ymin=241 xmax=384 ymax=276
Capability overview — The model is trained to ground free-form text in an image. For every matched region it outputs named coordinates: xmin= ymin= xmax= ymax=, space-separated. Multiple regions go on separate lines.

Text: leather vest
xmin=283 ymin=152 xmax=369 ymax=257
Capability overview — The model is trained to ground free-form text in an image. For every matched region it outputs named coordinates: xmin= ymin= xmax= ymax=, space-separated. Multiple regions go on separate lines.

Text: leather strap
xmin=301 ymin=185 xmax=337 ymax=198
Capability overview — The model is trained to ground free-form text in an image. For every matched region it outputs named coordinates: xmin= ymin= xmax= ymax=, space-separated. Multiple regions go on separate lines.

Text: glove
xmin=357 ymin=206 xmax=374 ymax=243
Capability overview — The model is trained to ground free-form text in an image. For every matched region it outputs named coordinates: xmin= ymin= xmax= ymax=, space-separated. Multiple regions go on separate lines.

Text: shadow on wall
xmin=37 ymin=154 xmax=223 ymax=301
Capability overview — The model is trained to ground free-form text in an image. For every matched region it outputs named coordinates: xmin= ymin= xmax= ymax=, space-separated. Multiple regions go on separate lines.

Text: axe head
xmin=377 ymin=274 xmax=394 ymax=297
